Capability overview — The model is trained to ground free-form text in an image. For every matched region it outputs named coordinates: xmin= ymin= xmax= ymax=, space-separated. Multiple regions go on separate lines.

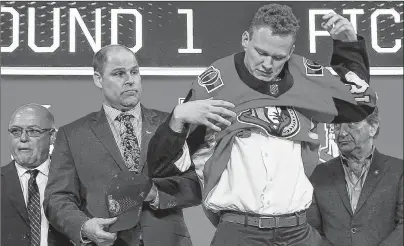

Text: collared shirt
xmin=15 ymin=159 xmax=50 ymax=246
xmin=204 ymin=53 xmax=310 ymax=215
xmin=193 ymin=132 xmax=313 ymax=215
xmin=103 ymin=103 xmax=142 ymax=154
xmin=340 ymin=148 xmax=374 ymax=213
xmin=179 ymin=53 xmax=312 ymax=215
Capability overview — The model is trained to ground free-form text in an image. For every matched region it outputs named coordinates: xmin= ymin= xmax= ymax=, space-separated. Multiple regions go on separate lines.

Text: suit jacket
xmin=308 ymin=149 xmax=403 ymax=246
xmin=44 ymin=105 xmax=201 ymax=246
xmin=1 ymin=161 xmax=71 ymax=246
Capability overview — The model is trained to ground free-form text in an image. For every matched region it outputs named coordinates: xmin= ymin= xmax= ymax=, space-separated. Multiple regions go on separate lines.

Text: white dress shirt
xmin=179 ymin=132 xmax=313 ymax=215
xmin=15 ymin=159 xmax=50 ymax=246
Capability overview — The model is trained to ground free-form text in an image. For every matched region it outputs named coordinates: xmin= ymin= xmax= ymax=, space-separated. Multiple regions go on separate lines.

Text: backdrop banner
xmin=1 ymin=1 xmax=403 ymax=74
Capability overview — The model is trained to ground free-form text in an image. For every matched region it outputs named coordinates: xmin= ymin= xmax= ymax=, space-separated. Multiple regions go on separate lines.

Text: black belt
xmin=220 ymin=210 xmax=306 ymax=229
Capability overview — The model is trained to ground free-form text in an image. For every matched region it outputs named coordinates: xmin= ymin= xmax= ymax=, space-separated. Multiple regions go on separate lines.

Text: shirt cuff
xmin=173 ymin=142 xmax=192 ymax=172
xmin=149 ymin=186 xmax=160 ymax=210
xmin=80 ymin=221 xmax=92 ymax=244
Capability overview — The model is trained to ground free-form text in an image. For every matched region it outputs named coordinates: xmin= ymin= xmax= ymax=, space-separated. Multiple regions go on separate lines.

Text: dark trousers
xmin=211 ymin=221 xmax=323 ymax=246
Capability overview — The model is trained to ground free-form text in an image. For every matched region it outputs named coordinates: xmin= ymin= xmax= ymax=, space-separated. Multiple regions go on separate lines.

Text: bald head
xmin=9 ymin=104 xmax=55 ymax=169
xmin=93 ymin=44 xmax=137 ymax=75
xmin=10 ymin=104 xmax=54 ymax=129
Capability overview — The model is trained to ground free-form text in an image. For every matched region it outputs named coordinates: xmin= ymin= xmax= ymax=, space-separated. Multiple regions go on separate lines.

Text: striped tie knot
xmin=27 ymin=169 xmax=39 ymax=179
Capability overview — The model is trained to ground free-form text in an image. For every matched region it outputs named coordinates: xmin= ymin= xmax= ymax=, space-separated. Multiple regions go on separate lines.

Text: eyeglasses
xmin=8 ymin=127 xmax=55 ymax=138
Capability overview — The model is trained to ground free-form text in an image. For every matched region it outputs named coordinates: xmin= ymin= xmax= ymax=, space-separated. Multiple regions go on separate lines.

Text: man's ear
xmin=369 ymin=122 xmax=379 ymax=138
xmin=50 ymin=129 xmax=57 ymax=145
xmin=241 ymin=31 xmax=250 ymax=51
xmin=288 ymin=45 xmax=295 ymax=58
xmin=93 ymin=71 xmax=103 ymax=89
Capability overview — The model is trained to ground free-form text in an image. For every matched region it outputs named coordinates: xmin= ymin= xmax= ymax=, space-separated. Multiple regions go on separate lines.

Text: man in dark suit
xmin=43 ymin=45 xmax=203 ymax=246
xmin=308 ymin=106 xmax=403 ymax=246
xmin=1 ymin=104 xmax=71 ymax=246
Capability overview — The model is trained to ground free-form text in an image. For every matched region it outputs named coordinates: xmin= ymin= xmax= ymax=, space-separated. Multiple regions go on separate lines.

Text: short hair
xmin=365 ymin=106 xmax=380 ymax=138
xmin=92 ymin=44 xmax=136 ymax=75
xmin=248 ymin=4 xmax=300 ymax=39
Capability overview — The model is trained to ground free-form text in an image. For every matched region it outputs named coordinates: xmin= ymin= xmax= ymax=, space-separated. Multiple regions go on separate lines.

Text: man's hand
xmin=82 ymin=217 xmax=117 ymax=246
xmin=322 ymin=12 xmax=357 ymax=42
xmin=170 ymin=99 xmax=236 ymax=132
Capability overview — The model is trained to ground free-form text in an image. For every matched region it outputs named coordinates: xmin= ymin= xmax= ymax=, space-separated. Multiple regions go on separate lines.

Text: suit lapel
xmin=330 ymin=159 xmax=354 ymax=216
xmin=88 ymin=108 xmax=128 ymax=171
xmin=139 ymin=105 xmax=159 ymax=173
xmin=2 ymin=161 xmax=30 ymax=225
xmin=355 ymin=149 xmax=388 ymax=213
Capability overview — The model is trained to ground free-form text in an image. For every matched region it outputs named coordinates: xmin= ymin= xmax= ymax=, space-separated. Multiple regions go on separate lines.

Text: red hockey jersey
xmin=188 ymin=52 xmax=376 ymax=209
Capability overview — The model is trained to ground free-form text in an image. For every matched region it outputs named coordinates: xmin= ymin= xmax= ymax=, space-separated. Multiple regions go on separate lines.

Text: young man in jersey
xmin=148 ymin=4 xmax=376 ymax=246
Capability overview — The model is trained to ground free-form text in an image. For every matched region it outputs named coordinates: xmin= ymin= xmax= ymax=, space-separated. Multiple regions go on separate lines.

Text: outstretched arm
xmin=322 ymin=12 xmax=377 ymax=123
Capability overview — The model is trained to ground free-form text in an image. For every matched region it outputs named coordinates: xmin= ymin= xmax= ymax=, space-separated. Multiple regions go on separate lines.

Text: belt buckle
xmin=258 ymin=216 xmax=279 ymax=229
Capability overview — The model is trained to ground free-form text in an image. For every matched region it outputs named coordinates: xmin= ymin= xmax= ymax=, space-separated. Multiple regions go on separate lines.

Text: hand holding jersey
xmin=321 ymin=12 xmax=358 ymax=43
xmin=172 ymin=12 xmax=375 ymax=136
xmin=323 ymin=12 xmax=376 ymax=121
xmin=151 ymin=10 xmax=376 ymax=182
xmin=170 ymin=99 xmax=236 ymax=133
xmin=322 ymin=12 xmax=373 ymax=108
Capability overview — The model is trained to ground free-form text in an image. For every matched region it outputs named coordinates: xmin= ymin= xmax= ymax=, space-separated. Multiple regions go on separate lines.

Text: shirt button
xmin=351 ymin=227 xmax=357 ymax=233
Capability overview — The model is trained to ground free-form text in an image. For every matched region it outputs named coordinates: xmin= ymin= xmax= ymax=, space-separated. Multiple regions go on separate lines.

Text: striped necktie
xmin=116 ymin=113 xmax=141 ymax=173
xmin=27 ymin=169 xmax=41 ymax=246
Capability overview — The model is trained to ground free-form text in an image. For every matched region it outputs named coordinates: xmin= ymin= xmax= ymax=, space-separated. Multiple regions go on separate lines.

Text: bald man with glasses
xmin=1 ymin=104 xmax=70 ymax=246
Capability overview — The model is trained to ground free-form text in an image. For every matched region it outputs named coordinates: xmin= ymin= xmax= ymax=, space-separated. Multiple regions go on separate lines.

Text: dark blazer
xmin=44 ymin=105 xmax=201 ymax=246
xmin=1 ymin=161 xmax=71 ymax=246
xmin=308 ymin=149 xmax=403 ymax=246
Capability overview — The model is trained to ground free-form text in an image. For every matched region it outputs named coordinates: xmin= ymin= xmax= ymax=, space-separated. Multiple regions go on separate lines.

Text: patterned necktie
xmin=116 ymin=113 xmax=140 ymax=173
xmin=27 ymin=169 xmax=41 ymax=246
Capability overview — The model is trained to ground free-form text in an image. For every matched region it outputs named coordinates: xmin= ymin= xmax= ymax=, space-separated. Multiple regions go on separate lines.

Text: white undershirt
xmin=181 ymin=132 xmax=313 ymax=215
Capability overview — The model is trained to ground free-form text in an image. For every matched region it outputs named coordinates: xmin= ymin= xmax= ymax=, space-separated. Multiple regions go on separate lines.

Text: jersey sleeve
xmin=330 ymin=36 xmax=377 ymax=123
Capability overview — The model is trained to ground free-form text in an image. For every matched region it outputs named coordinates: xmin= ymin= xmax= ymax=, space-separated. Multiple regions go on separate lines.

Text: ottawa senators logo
xmin=108 ymin=195 xmax=121 ymax=215
xmin=198 ymin=66 xmax=224 ymax=93
xmin=237 ymin=106 xmax=300 ymax=138
xmin=303 ymin=57 xmax=324 ymax=76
